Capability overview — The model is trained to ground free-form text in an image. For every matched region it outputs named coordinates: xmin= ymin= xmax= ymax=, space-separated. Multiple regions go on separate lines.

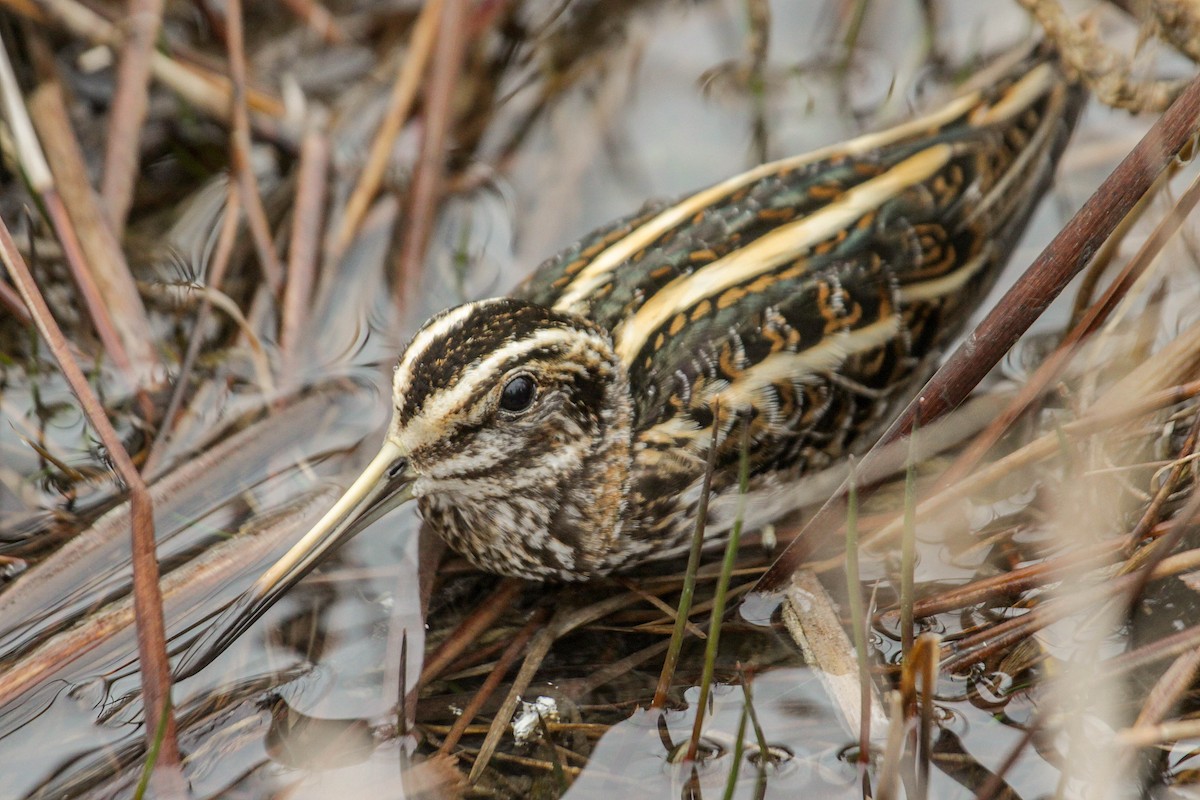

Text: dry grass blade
xmin=330 ymin=0 xmax=443 ymax=262
xmin=863 ymin=352 xmax=1200 ymax=558
xmin=101 ymin=0 xmax=164 ymax=235
xmin=225 ymin=0 xmax=284 ymax=297
xmin=437 ymin=608 xmax=548 ymax=755
xmin=652 ymin=406 xmax=721 ymax=708
xmin=942 ymin=166 xmax=1200 ymax=487
xmin=281 ymin=121 xmax=330 ymax=380
xmin=0 ymin=31 xmax=159 ymax=393
xmin=394 ymin=0 xmax=467 ymax=307
xmin=755 ymin=69 xmax=1200 ymax=595
xmin=0 ymin=221 xmax=183 ymax=793
xmin=782 ymin=570 xmax=888 ymax=743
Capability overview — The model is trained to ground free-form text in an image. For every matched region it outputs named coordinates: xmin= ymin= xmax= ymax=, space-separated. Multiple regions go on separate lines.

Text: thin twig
xmin=280 ymin=119 xmax=329 ymax=382
xmin=101 ymin=0 xmax=164 ymax=235
xmin=0 ymin=221 xmax=183 ymax=794
xmin=437 ymin=608 xmax=547 ymax=755
xmin=224 ymin=0 xmax=284 ymax=296
xmin=329 ymin=0 xmax=443 ymax=262
xmin=393 ymin=0 xmax=467 ymax=308
xmin=652 ymin=406 xmax=721 ymax=708
xmin=756 ymin=74 xmax=1200 ymax=593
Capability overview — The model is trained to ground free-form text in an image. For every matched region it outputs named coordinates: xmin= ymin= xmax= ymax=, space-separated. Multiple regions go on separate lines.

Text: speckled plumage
xmin=342 ymin=48 xmax=1085 ymax=581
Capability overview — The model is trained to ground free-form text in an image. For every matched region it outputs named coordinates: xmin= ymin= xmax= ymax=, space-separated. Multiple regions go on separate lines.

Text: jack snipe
xmin=255 ymin=47 xmax=1085 ymax=599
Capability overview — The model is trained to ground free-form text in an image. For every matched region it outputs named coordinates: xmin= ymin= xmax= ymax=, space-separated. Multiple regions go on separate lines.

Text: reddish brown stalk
xmin=37 ymin=191 xmax=137 ymax=378
xmin=906 ymin=538 xmax=1127 ymax=619
xmin=0 ymin=221 xmax=183 ymax=793
xmin=1104 ymin=620 xmax=1200 ymax=677
xmin=280 ymin=122 xmax=329 ymax=381
xmin=224 ymin=0 xmax=284 ymax=297
xmin=329 ymin=0 xmax=442 ymax=262
xmin=0 ymin=0 xmax=293 ymax=144
xmin=101 ymin=0 xmax=164 ymax=235
xmin=436 ymin=608 xmax=547 ymax=755
xmin=0 ymin=275 xmax=31 ymax=325
xmin=27 ymin=70 xmax=161 ymax=391
xmin=755 ymin=71 xmax=1200 ymax=595
xmin=393 ymin=0 xmax=468 ymax=308
xmin=419 ymin=578 xmax=523 ymax=687
xmin=940 ymin=167 xmax=1200 ymax=489
xmin=1120 ymin=403 xmax=1200 ymax=554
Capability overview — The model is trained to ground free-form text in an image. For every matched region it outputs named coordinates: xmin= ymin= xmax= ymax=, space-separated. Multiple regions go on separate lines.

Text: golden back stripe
xmin=549 ymin=92 xmax=985 ymax=313
xmin=549 ymin=62 xmax=1058 ymax=316
xmin=612 ymin=144 xmax=954 ymax=365
xmin=967 ymin=62 xmax=1057 ymax=127
xmin=638 ymin=315 xmax=903 ymax=446
xmin=895 ymin=250 xmax=990 ymax=303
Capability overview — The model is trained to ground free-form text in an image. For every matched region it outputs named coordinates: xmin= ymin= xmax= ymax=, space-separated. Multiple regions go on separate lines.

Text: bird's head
xmin=253 ymin=297 xmax=635 ymax=598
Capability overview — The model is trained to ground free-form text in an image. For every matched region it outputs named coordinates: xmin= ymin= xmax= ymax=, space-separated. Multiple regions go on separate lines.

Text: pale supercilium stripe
xmin=394 ymin=326 xmax=594 ymax=451
xmin=550 ymin=91 xmax=986 ymax=313
xmin=393 ymin=301 xmax=489 ymax=400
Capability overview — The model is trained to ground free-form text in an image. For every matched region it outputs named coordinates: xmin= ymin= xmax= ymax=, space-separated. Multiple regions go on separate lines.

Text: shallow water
xmin=0 ymin=0 xmax=1194 ymax=797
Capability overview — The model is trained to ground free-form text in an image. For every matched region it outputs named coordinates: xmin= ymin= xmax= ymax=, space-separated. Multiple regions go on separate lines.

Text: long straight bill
xmin=253 ymin=439 xmax=415 ymax=597
xmin=175 ymin=440 xmax=415 ymax=679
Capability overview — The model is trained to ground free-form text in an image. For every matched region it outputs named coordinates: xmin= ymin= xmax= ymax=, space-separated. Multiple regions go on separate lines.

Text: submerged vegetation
xmin=2 ymin=1 xmax=1200 ymax=798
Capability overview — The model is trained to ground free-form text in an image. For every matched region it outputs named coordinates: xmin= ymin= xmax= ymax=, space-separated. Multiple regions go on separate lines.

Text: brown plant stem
xmin=101 ymin=0 xmax=164 ymax=235
xmin=755 ymin=70 xmax=1200 ymax=595
xmin=0 ymin=221 xmax=183 ymax=794
xmin=0 ymin=274 xmax=31 ymax=325
xmin=329 ymin=0 xmax=442 ymax=262
xmin=436 ymin=608 xmax=547 ymax=755
xmin=224 ymin=0 xmax=284 ymax=297
xmin=393 ymin=0 xmax=467 ymax=308
xmin=280 ymin=120 xmax=329 ymax=381
xmin=941 ymin=167 xmax=1200 ymax=488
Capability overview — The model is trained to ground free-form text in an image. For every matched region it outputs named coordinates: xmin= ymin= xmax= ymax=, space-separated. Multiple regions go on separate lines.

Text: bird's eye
xmin=500 ymin=374 xmax=536 ymax=413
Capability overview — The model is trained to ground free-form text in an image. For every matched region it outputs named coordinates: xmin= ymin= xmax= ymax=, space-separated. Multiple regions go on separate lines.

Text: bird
xmin=240 ymin=45 xmax=1084 ymax=617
